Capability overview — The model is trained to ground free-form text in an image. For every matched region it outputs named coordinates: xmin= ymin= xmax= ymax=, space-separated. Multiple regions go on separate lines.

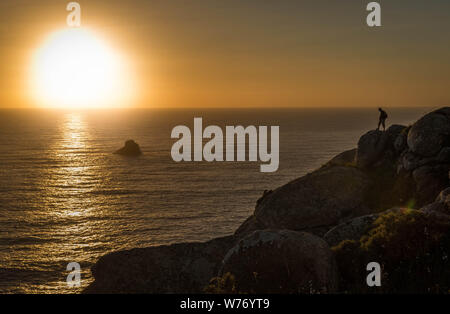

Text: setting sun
xmin=30 ymin=28 xmax=134 ymax=109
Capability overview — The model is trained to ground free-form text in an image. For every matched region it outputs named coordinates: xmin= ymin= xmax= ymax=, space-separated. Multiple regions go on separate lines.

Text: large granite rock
xmin=420 ymin=187 xmax=450 ymax=218
xmin=324 ymin=214 xmax=378 ymax=247
xmin=356 ymin=125 xmax=406 ymax=169
xmin=413 ymin=164 xmax=450 ymax=206
xmin=324 ymin=208 xmax=404 ymax=247
xmin=325 ymin=148 xmax=357 ymax=167
xmin=401 ymin=147 xmax=450 ymax=172
xmin=394 ymin=126 xmax=410 ymax=154
xmin=253 ymin=166 xmax=372 ymax=232
xmin=234 ymin=215 xmax=265 ymax=237
xmin=351 ymin=109 xmax=450 ymax=207
xmin=385 ymin=124 xmax=407 ymax=147
xmin=356 ymin=130 xmax=388 ymax=168
xmin=219 ymin=230 xmax=338 ymax=293
xmin=407 ymin=108 xmax=450 ymax=157
xmin=437 ymin=187 xmax=450 ymax=204
xmin=84 ymin=235 xmax=237 ymax=293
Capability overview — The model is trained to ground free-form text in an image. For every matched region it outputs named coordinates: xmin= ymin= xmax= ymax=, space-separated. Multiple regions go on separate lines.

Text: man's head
xmin=378 ymin=107 xmax=382 ymax=112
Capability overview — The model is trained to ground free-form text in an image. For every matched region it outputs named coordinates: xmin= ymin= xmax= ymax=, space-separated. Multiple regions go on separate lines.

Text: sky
xmin=1 ymin=0 xmax=450 ymax=108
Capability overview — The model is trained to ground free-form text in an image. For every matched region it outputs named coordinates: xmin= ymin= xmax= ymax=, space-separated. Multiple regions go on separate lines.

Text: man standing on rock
xmin=377 ymin=108 xmax=388 ymax=131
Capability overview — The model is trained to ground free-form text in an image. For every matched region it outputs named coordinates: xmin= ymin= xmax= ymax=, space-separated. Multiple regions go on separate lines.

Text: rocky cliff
xmin=85 ymin=107 xmax=450 ymax=294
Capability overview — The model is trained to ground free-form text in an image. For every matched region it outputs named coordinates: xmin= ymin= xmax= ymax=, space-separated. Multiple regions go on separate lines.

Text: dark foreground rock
xmin=218 ymin=230 xmax=338 ymax=293
xmin=323 ymin=208 xmax=403 ymax=247
xmin=326 ymin=148 xmax=356 ymax=167
xmin=114 ymin=140 xmax=142 ymax=156
xmin=413 ymin=164 xmax=450 ymax=205
xmin=234 ymin=215 xmax=265 ymax=237
xmin=324 ymin=214 xmax=378 ymax=247
xmin=356 ymin=130 xmax=389 ymax=168
xmin=420 ymin=187 xmax=450 ymax=218
xmin=407 ymin=107 xmax=450 ymax=157
xmin=251 ymin=166 xmax=372 ymax=232
xmin=84 ymin=235 xmax=237 ymax=293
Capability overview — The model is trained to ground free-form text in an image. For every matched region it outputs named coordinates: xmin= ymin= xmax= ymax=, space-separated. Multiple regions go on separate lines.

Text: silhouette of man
xmin=377 ymin=108 xmax=388 ymax=131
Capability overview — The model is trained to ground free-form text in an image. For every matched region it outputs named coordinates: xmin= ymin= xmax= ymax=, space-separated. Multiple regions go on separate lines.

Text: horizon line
xmin=0 ymin=105 xmax=445 ymax=110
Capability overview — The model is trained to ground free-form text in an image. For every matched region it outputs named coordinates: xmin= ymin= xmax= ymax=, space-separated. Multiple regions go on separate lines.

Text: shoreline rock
xmin=252 ymin=166 xmax=372 ymax=232
xmin=84 ymin=235 xmax=237 ymax=294
xmin=219 ymin=230 xmax=339 ymax=293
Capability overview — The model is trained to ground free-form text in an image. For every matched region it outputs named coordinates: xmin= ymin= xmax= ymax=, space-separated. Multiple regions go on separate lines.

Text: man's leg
xmin=382 ymin=120 xmax=386 ymax=131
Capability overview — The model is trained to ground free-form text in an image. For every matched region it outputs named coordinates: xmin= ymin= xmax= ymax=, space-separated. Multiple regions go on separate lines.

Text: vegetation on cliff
xmin=333 ymin=209 xmax=450 ymax=293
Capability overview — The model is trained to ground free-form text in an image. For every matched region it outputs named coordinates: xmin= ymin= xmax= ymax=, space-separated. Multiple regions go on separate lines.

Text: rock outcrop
xmin=323 ymin=208 xmax=403 ymax=247
xmin=407 ymin=108 xmax=450 ymax=157
xmin=114 ymin=140 xmax=142 ymax=156
xmin=412 ymin=164 xmax=450 ymax=205
xmin=396 ymin=108 xmax=450 ymax=206
xmin=356 ymin=130 xmax=389 ymax=168
xmin=420 ymin=187 xmax=450 ymax=218
xmin=219 ymin=230 xmax=338 ymax=293
xmin=323 ymin=214 xmax=378 ymax=247
xmin=234 ymin=215 xmax=265 ymax=237
xmin=251 ymin=166 xmax=372 ymax=232
xmin=84 ymin=235 xmax=237 ymax=293
xmin=326 ymin=148 xmax=356 ymax=167
xmin=86 ymin=107 xmax=450 ymax=294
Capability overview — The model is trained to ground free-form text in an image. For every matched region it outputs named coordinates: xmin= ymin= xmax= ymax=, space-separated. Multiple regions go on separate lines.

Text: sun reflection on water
xmin=38 ymin=112 xmax=99 ymax=292
xmin=61 ymin=113 xmax=89 ymax=150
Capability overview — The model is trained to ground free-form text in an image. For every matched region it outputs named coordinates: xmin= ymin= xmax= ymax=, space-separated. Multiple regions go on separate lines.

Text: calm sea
xmin=0 ymin=107 xmax=430 ymax=293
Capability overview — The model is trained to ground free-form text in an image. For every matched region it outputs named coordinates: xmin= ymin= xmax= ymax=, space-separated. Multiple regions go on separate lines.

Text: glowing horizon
xmin=1 ymin=0 xmax=450 ymax=109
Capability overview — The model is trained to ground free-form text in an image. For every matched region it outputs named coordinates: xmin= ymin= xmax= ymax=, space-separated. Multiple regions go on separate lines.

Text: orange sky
xmin=1 ymin=0 xmax=450 ymax=108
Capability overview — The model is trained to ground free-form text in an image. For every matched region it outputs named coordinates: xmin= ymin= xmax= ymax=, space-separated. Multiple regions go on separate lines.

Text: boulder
xmin=413 ymin=164 xmax=450 ymax=206
xmin=114 ymin=140 xmax=142 ymax=156
xmin=407 ymin=107 xmax=450 ymax=157
xmin=234 ymin=215 xmax=265 ymax=237
xmin=437 ymin=147 xmax=450 ymax=163
xmin=401 ymin=151 xmax=430 ymax=172
xmin=325 ymin=148 xmax=356 ymax=167
xmin=84 ymin=235 xmax=237 ymax=293
xmin=356 ymin=125 xmax=404 ymax=171
xmin=420 ymin=187 xmax=450 ymax=217
xmin=253 ymin=166 xmax=372 ymax=231
xmin=420 ymin=202 xmax=450 ymax=220
xmin=356 ymin=130 xmax=388 ymax=168
xmin=394 ymin=126 xmax=410 ymax=154
xmin=324 ymin=214 xmax=378 ymax=247
xmin=437 ymin=187 xmax=450 ymax=203
xmin=385 ymin=124 xmax=407 ymax=148
xmin=401 ymin=147 xmax=450 ymax=172
xmin=219 ymin=230 xmax=338 ymax=293
xmin=324 ymin=208 xmax=404 ymax=247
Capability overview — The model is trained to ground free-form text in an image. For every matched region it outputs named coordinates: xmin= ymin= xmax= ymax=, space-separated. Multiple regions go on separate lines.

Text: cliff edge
xmin=85 ymin=107 xmax=450 ymax=294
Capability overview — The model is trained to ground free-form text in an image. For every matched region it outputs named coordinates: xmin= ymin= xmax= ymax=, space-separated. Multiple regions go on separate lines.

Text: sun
xmin=30 ymin=28 xmax=135 ymax=109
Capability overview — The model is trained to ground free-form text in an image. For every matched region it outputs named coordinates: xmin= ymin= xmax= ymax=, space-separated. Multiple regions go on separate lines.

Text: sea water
xmin=0 ymin=107 xmax=430 ymax=293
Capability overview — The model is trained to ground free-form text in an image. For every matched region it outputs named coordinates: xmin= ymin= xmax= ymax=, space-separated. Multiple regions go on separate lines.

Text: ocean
xmin=0 ymin=107 xmax=431 ymax=293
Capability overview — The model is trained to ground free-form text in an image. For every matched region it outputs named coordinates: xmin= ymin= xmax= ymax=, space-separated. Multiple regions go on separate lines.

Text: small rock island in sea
xmin=114 ymin=140 xmax=142 ymax=156
xmin=87 ymin=107 xmax=450 ymax=294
